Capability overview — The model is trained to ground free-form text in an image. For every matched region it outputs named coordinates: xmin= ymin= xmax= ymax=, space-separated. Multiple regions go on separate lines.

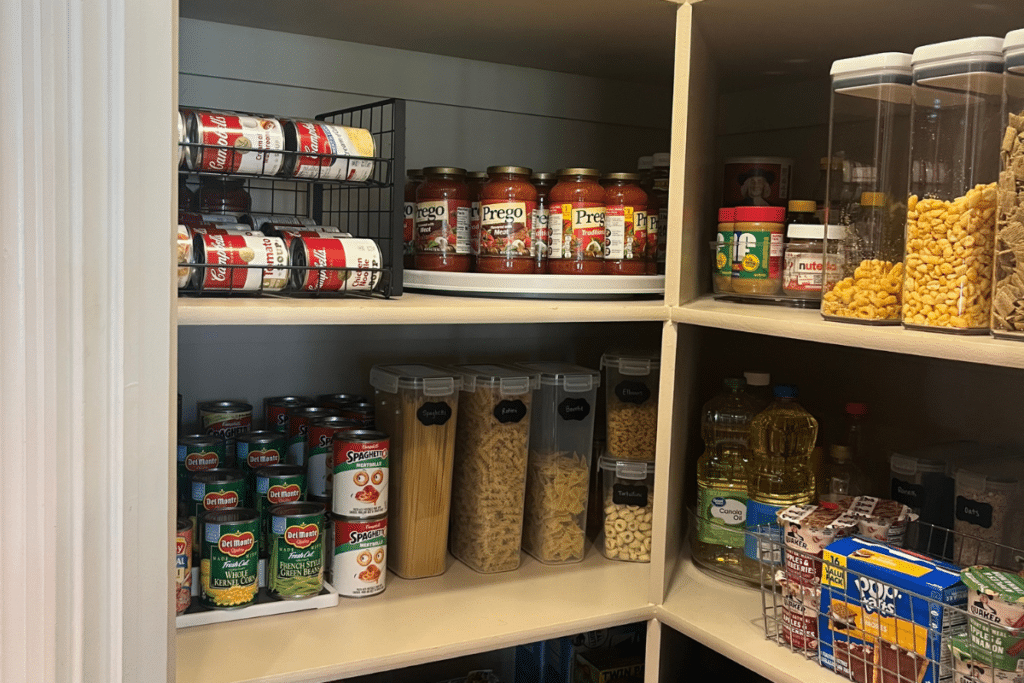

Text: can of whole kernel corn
xmin=200 ymin=508 xmax=259 ymax=609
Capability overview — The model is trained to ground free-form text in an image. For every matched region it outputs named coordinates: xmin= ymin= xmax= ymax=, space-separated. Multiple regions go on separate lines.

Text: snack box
xmin=819 ymin=537 xmax=968 ymax=683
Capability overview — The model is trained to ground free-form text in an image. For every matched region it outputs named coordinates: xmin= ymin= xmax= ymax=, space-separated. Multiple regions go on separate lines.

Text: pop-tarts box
xmin=818 ymin=537 xmax=967 ymax=683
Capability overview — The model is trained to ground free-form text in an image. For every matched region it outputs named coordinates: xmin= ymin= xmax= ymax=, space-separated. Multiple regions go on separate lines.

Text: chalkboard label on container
xmin=614 ymin=380 xmax=651 ymax=405
xmin=417 ymin=401 xmax=452 ymax=426
xmin=558 ymin=398 xmax=591 ymax=421
xmin=613 ymin=483 xmax=649 ymax=508
xmin=493 ymin=399 xmax=527 ymax=424
xmin=891 ymin=478 xmax=924 ymax=509
xmin=955 ymin=496 xmax=993 ymax=529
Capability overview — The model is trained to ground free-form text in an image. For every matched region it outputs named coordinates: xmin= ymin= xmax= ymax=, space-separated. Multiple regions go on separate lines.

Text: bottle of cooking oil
xmin=694 ymin=378 xmax=759 ymax=578
xmin=742 ymin=384 xmax=818 ymax=576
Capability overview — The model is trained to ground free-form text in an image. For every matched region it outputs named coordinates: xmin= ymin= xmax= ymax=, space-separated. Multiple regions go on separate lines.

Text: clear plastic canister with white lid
xmin=952 ymin=446 xmax=1024 ymax=567
xmin=889 ymin=446 xmax=955 ymax=555
xmin=600 ymin=351 xmax=659 ymax=462
xmin=599 ymin=458 xmax=654 ymax=563
xmin=904 ymin=37 xmax=1004 ymax=334
xmin=821 ymin=52 xmax=913 ymax=325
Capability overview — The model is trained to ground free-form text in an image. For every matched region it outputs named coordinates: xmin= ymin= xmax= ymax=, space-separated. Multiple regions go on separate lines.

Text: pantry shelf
xmin=176 ymin=552 xmax=652 ymax=683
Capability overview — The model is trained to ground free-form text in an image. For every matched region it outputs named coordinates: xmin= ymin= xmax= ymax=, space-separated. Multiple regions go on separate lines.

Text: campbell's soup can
xmin=198 ymin=400 xmax=252 ymax=465
xmin=178 ymin=211 xmax=246 ymax=227
xmin=331 ymin=515 xmax=387 ymax=598
xmin=188 ymin=110 xmax=286 ymax=176
xmin=176 ymin=518 xmax=193 ymax=614
xmin=176 ymin=433 xmax=226 ymax=504
xmin=335 ymin=401 xmax=375 ymax=429
xmin=190 ymin=468 xmax=246 ymax=555
xmin=200 ymin=508 xmax=259 ymax=609
xmin=277 ymin=229 xmax=349 ymax=250
xmin=282 ymin=120 xmax=375 ymax=182
xmin=190 ymin=223 xmax=261 ymax=237
xmin=255 ymin=465 xmax=306 ymax=552
xmin=289 ymin=236 xmax=383 ymax=293
xmin=267 ymin=502 xmax=325 ymax=599
xmin=194 ymin=233 xmax=289 ymax=293
xmin=286 ymin=405 xmax=340 ymax=466
xmin=264 ymin=396 xmax=314 ymax=434
xmin=177 ymin=225 xmax=194 ymax=290
xmin=332 ymin=430 xmax=389 ymax=518
xmin=244 ymin=213 xmax=317 ymax=232
xmin=236 ymin=430 xmax=286 ymax=506
xmin=317 ymin=393 xmax=368 ymax=410
xmin=306 ymin=416 xmax=360 ymax=499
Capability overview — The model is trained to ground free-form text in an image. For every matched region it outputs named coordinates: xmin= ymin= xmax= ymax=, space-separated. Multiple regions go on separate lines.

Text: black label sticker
xmin=614 ymin=380 xmax=651 ymax=405
xmin=557 ymin=397 xmax=591 ymax=422
xmin=493 ymin=399 xmax=527 ymax=424
xmin=416 ymin=401 xmax=452 ymax=426
xmin=613 ymin=483 xmax=649 ymax=508
xmin=891 ymin=478 xmax=923 ymax=509
xmin=955 ymin=496 xmax=993 ymax=529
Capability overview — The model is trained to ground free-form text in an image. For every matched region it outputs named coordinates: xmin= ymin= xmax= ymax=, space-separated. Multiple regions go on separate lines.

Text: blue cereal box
xmin=819 ymin=537 xmax=967 ymax=683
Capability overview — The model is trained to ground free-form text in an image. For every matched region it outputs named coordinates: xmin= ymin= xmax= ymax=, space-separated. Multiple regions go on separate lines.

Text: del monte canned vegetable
xmin=189 ymin=468 xmax=245 ymax=554
xmin=200 ymin=508 xmax=259 ymax=609
xmin=177 ymin=434 xmax=225 ymax=504
xmin=255 ymin=465 xmax=306 ymax=553
xmin=236 ymin=430 xmax=286 ymax=506
xmin=268 ymin=502 xmax=325 ymax=600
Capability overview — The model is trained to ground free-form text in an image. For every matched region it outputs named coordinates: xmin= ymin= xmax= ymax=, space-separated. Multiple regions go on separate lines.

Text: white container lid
xmin=954 ymin=448 xmax=1024 ymax=490
xmin=831 ymin=52 xmax=912 ymax=78
xmin=744 ymin=371 xmax=770 ymax=387
xmin=652 ymin=152 xmax=670 ymax=168
xmin=453 ymin=364 xmax=538 ymax=395
xmin=514 ymin=361 xmax=600 ymax=392
xmin=1007 ymin=28 xmax=1024 ymax=72
xmin=890 ymin=451 xmax=951 ymax=476
xmin=598 ymin=457 xmax=653 ymax=480
xmin=912 ymin=36 xmax=1004 ymax=71
xmin=637 ymin=155 xmax=653 ymax=171
xmin=600 ymin=351 xmax=660 ymax=376
xmin=369 ymin=363 xmax=462 ymax=396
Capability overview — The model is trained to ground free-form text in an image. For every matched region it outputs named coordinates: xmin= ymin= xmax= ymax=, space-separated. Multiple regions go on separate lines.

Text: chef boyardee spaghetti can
xmin=268 ymin=502 xmax=325 ymax=600
xmin=194 ymin=233 xmax=289 ymax=293
xmin=236 ymin=430 xmax=286 ymax=506
xmin=286 ymin=405 xmax=340 ymax=467
xmin=332 ymin=430 xmax=389 ymax=518
xmin=198 ymin=400 xmax=252 ymax=466
xmin=176 ymin=434 xmax=225 ymax=504
xmin=200 ymin=508 xmax=259 ymax=609
xmin=264 ymin=396 xmax=314 ymax=434
xmin=176 ymin=518 xmax=193 ymax=615
xmin=331 ymin=514 xmax=387 ymax=598
xmin=255 ymin=465 xmax=306 ymax=553
xmin=190 ymin=468 xmax=246 ymax=555
xmin=289 ymin=236 xmax=383 ymax=293
xmin=306 ymin=416 xmax=359 ymax=499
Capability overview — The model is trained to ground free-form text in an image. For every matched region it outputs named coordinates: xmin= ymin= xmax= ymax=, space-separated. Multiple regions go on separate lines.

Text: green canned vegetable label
xmin=201 ymin=519 xmax=258 ymax=609
xmin=189 ymin=478 xmax=245 ymax=554
xmin=237 ymin=437 xmax=285 ymax=506
xmin=697 ymin=486 xmax=748 ymax=546
xmin=256 ymin=473 xmax=306 ymax=552
xmin=176 ymin=441 xmax=225 ymax=502
xmin=732 ymin=230 xmax=783 ymax=281
xmin=269 ymin=512 xmax=323 ymax=598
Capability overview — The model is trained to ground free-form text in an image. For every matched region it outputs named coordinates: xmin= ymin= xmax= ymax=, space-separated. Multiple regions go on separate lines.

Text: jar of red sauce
xmin=414 ymin=167 xmax=472 ymax=272
xmin=602 ymin=173 xmax=648 ymax=275
xmin=532 ymin=172 xmax=556 ymax=274
xmin=645 ymin=188 xmax=660 ymax=275
xmin=466 ymin=171 xmax=488 ymax=262
xmin=476 ymin=166 xmax=537 ymax=274
xmin=548 ymin=168 xmax=605 ymax=275
xmin=403 ymin=168 xmax=422 ymax=269
xmin=199 ymin=177 xmax=251 ymax=214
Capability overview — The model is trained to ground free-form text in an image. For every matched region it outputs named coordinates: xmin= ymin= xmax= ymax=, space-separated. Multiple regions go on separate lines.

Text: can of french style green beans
xmin=286 ymin=405 xmax=340 ymax=466
xmin=306 ymin=416 xmax=360 ymax=499
xmin=200 ymin=508 xmax=259 ymax=609
xmin=198 ymin=400 xmax=252 ymax=466
xmin=264 ymin=396 xmax=314 ymax=434
xmin=332 ymin=430 xmax=389 ymax=518
xmin=176 ymin=434 xmax=226 ymax=504
xmin=176 ymin=518 xmax=193 ymax=615
xmin=331 ymin=514 xmax=387 ymax=598
xmin=255 ymin=465 xmax=306 ymax=553
xmin=236 ymin=430 xmax=287 ymax=506
xmin=268 ymin=502 xmax=325 ymax=600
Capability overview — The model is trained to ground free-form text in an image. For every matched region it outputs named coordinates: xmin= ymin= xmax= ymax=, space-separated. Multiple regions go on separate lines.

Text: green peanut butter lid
xmin=961 ymin=566 xmax=1024 ymax=604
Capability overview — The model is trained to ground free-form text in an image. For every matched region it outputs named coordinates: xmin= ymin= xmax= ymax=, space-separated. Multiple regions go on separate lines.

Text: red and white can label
xmin=306 ymin=422 xmax=357 ymax=499
xmin=197 ymin=233 xmax=289 ymax=292
xmin=277 ymin=229 xmax=350 ymax=250
xmin=288 ymin=121 xmax=375 ymax=182
xmin=177 ymin=225 xmax=193 ymax=290
xmin=548 ymin=202 xmax=605 ymax=260
xmin=291 ymin=236 xmax=382 ymax=292
xmin=332 ymin=517 xmax=387 ymax=598
xmin=175 ymin=524 xmax=193 ymax=614
xmin=332 ymin=437 xmax=388 ymax=518
xmin=190 ymin=111 xmax=285 ymax=175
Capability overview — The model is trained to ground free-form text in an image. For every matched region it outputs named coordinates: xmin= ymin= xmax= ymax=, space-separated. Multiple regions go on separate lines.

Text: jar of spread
xmin=403 ymin=168 xmax=422 ymax=269
xmin=414 ymin=167 xmax=472 ymax=272
xmin=650 ymin=153 xmax=670 ymax=274
xmin=466 ymin=171 xmax=488 ymax=263
xmin=602 ymin=173 xmax=648 ymax=275
xmin=477 ymin=166 xmax=537 ymax=274
xmin=732 ymin=206 xmax=785 ymax=295
xmin=532 ymin=173 xmax=556 ymax=274
xmin=199 ymin=177 xmax=252 ymax=214
xmin=548 ymin=168 xmax=605 ymax=275
xmin=782 ymin=223 xmax=842 ymax=299
xmin=714 ymin=208 xmax=735 ymax=292
xmin=787 ymin=200 xmax=817 ymax=225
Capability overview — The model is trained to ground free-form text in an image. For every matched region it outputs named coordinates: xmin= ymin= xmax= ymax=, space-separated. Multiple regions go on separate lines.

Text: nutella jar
xmin=466 ymin=171 xmax=488 ymax=261
xmin=602 ymin=173 xmax=648 ymax=275
xmin=414 ymin=167 xmax=472 ymax=272
xmin=477 ymin=166 xmax=537 ymax=274
xmin=532 ymin=173 xmax=556 ymax=274
xmin=199 ymin=177 xmax=252 ymax=214
xmin=548 ymin=168 xmax=606 ymax=275
xmin=403 ymin=169 xmax=422 ymax=270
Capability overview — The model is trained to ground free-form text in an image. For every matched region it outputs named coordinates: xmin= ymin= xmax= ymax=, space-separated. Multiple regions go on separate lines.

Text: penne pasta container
xmin=514 ymin=361 xmax=600 ymax=564
xmin=369 ymin=364 xmax=462 ymax=579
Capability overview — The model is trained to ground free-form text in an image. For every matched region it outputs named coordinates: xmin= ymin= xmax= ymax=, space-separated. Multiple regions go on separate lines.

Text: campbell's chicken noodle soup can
xmin=283 ymin=120 xmax=375 ymax=182
xmin=243 ymin=213 xmax=317 ymax=232
xmin=276 ymin=228 xmax=350 ymax=250
xmin=194 ymin=233 xmax=289 ymax=293
xmin=267 ymin=502 xmax=325 ymax=599
xmin=200 ymin=508 xmax=259 ymax=609
xmin=198 ymin=400 xmax=252 ymax=465
xmin=176 ymin=518 xmax=193 ymax=614
xmin=306 ymin=416 xmax=360 ymax=499
xmin=255 ymin=465 xmax=306 ymax=552
xmin=286 ymin=405 xmax=340 ymax=466
xmin=335 ymin=401 xmax=375 ymax=429
xmin=331 ymin=515 xmax=387 ymax=598
xmin=190 ymin=468 xmax=246 ymax=555
xmin=264 ymin=396 xmax=314 ymax=434
xmin=236 ymin=430 xmax=287 ymax=506
xmin=289 ymin=236 xmax=383 ymax=293
xmin=177 ymin=434 xmax=226 ymax=504
xmin=332 ymin=430 xmax=389 ymax=518
xmin=188 ymin=110 xmax=286 ymax=176
xmin=177 ymin=225 xmax=194 ymax=290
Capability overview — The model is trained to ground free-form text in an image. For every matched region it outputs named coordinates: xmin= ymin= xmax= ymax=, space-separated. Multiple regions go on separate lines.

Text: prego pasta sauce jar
xmin=548 ymin=169 xmax=606 ymax=275
xmin=602 ymin=173 xmax=648 ymax=275
xmin=477 ymin=166 xmax=537 ymax=274
xmin=415 ymin=167 xmax=472 ymax=272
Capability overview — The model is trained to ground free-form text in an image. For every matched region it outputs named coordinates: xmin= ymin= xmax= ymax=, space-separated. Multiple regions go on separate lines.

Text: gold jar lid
xmin=466 ymin=171 xmax=488 ymax=180
xmin=423 ymin=166 xmax=467 ymax=176
xmin=602 ymin=172 xmax=641 ymax=182
xmin=532 ymin=172 xmax=556 ymax=182
xmin=487 ymin=166 xmax=532 ymax=176
xmin=788 ymin=199 xmax=816 ymax=212
xmin=556 ymin=168 xmax=600 ymax=178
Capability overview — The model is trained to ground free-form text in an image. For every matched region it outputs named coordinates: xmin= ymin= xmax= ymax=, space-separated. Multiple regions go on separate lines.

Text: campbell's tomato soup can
xmin=286 ymin=406 xmax=341 ymax=466
xmin=255 ymin=465 xmax=306 ymax=552
xmin=176 ymin=518 xmax=193 ymax=614
xmin=267 ymin=502 xmax=325 ymax=599
xmin=236 ymin=431 xmax=287 ymax=506
xmin=190 ymin=468 xmax=246 ymax=555
xmin=198 ymin=400 xmax=252 ymax=465
xmin=331 ymin=515 xmax=387 ymax=598
xmin=289 ymin=236 xmax=383 ymax=293
xmin=244 ymin=213 xmax=317 ymax=232
xmin=177 ymin=225 xmax=194 ymax=289
xmin=283 ymin=120 xmax=375 ymax=182
xmin=277 ymin=229 xmax=350 ymax=250
xmin=335 ymin=401 xmax=375 ymax=428
xmin=332 ymin=430 xmax=389 ymax=518
xmin=264 ymin=396 xmax=314 ymax=434
xmin=194 ymin=233 xmax=289 ymax=293
xmin=176 ymin=433 xmax=226 ymax=504
xmin=188 ymin=110 xmax=286 ymax=176
xmin=306 ymin=416 xmax=360 ymax=499
xmin=200 ymin=508 xmax=259 ymax=609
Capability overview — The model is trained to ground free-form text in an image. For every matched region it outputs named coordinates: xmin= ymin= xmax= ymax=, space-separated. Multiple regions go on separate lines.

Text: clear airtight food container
xmin=448 ymin=364 xmax=539 ymax=574
xmin=369 ymin=364 xmax=462 ymax=579
xmin=599 ymin=458 xmax=654 ymax=563
xmin=953 ymin=448 xmax=1024 ymax=568
xmin=820 ymin=53 xmax=913 ymax=325
xmin=601 ymin=352 xmax=659 ymax=462
xmin=904 ymin=37 xmax=1004 ymax=334
xmin=515 ymin=361 xmax=600 ymax=564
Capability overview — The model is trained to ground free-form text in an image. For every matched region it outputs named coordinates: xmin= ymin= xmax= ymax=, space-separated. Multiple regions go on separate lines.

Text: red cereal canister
xmin=414 ymin=167 xmax=472 ymax=272
xmin=602 ymin=173 xmax=648 ymax=275
xmin=176 ymin=517 xmax=193 ymax=614
xmin=306 ymin=416 xmax=360 ymax=499
xmin=404 ymin=169 xmax=423 ymax=270
xmin=548 ymin=168 xmax=606 ymax=275
xmin=194 ymin=233 xmax=289 ymax=293
xmin=188 ymin=111 xmax=285 ymax=176
xmin=332 ymin=430 xmax=389 ymax=518
xmin=286 ymin=405 xmax=341 ymax=467
xmin=289 ymin=236 xmax=383 ymax=293
xmin=477 ymin=166 xmax=537 ymax=274
xmin=264 ymin=396 xmax=314 ymax=434
xmin=531 ymin=172 xmax=556 ymax=274
xmin=331 ymin=515 xmax=387 ymax=598
xmin=282 ymin=120 xmax=375 ymax=182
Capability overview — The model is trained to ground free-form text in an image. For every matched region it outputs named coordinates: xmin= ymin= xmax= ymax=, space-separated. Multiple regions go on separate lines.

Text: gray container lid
xmin=514 ymin=361 xmax=600 ymax=392
xmin=600 ymin=351 xmax=660 ymax=376
xmin=453 ymin=364 xmax=539 ymax=395
xmin=598 ymin=457 xmax=654 ymax=480
xmin=369 ymin=364 xmax=462 ymax=397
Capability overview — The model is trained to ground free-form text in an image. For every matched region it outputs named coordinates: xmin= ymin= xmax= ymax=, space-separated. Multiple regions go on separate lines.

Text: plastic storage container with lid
xmin=547 ymin=169 xmax=606 ymax=275
xmin=477 ymin=166 xmax=537 ymax=274
xmin=414 ymin=167 xmax=472 ymax=273
xmin=602 ymin=173 xmax=648 ymax=275
xmin=889 ymin=444 xmax=956 ymax=554
xmin=368 ymin=363 xmax=463 ymax=578
xmin=820 ymin=52 xmax=913 ymax=325
xmin=514 ymin=361 xmax=600 ymax=564
xmin=953 ymin=446 xmax=1024 ymax=567
xmin=783 ymin=223 xmax=843 ymax=300
xmin=731 ymin=206 xmax=785 ymax=295
xmin=991 ymin=29 xmax=1024 ymax=339
xmin=531 ymin=172 xmax=556 ymax=274
xmin=600 ymin=352 xmax=659 ymax=462
xmin=903 ymin=37 xmax=1004 ymax=334
xmin=599 ymin=458 xmax=654 ymax=563
xmin=448 ymin=364 xmax=539 ymax=574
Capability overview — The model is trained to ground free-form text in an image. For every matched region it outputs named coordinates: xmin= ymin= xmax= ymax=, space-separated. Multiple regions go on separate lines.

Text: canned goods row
xmin=179 ymin=108 xmax=377 ymax=183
